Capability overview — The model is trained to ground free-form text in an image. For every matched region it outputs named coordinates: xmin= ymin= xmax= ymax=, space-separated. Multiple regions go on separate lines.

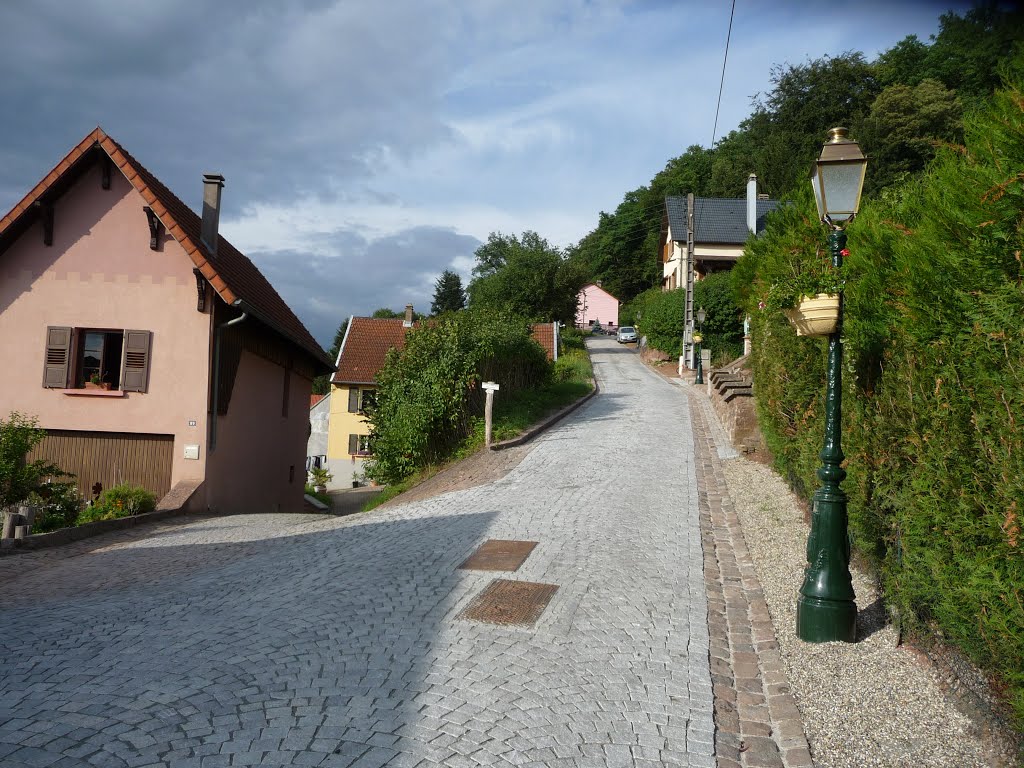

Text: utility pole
xmin=684 ymin=192 xmax=695 ymax=368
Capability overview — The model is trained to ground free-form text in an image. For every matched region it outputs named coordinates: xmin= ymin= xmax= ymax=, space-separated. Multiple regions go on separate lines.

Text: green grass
xmin=303 ymin=485 xmax=332 ymax=506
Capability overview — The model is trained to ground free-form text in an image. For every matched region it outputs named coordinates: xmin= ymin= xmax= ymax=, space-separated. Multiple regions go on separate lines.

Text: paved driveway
xmin=0 ymin=338 xmax=713 ymax=767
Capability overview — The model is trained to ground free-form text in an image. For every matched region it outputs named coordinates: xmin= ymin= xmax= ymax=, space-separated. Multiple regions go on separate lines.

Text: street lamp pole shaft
xmin=796 ymin=228 xmax=857 ymax=642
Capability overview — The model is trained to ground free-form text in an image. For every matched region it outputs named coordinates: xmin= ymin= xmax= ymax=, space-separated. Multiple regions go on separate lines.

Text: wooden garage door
xmin=28 ymin=430 xmax=174 ymax=501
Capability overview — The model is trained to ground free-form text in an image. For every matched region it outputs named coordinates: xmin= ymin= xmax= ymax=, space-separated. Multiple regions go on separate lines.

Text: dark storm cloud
xmin=251 ymin=225 xmax=480 ymax=348
xmin=0 ymin=0 xmax=455 ymax=214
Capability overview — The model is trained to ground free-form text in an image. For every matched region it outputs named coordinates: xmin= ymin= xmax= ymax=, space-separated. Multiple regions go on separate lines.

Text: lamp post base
xmin=796 ymin=594 xmax=856 ymax=643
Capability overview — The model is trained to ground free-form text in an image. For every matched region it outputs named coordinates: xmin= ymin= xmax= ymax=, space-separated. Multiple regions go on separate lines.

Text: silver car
xmin=616 ymin=326 xmax=637 ymax=343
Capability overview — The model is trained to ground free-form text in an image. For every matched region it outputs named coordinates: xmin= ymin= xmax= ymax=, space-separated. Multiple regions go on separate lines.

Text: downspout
xmin=210 ymin=312 xmax=248 ymax=453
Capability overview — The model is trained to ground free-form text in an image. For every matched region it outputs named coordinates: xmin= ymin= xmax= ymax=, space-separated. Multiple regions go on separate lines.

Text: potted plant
xmin=309 ymin=466 xmax=332 ymax=493
xmin=85 ymin=372 xmax=112 ymax=390
xmin=351 ymin=471 xmax=361 ymax=489
xmin=760 ymin=251 xmax=845 ymax=338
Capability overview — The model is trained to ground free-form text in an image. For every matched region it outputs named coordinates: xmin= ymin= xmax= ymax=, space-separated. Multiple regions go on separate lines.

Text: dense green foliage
xmin=430 ymin=269 xmax=466 ymax=315
xmin=619 ymin=272 xmax=742 ymax=361
xmin=78 ymin=484 xmax=157 ymax=524
xmin=28 ymin=481 xmax=83 ymax=533
xmin=364 ymin=307 xmax=552 ymax=483
xmin=571 ymin=5 xmax=1023 ymax=308
xmin=739 ymin=60 xmax=1024 ymax=723
xmin=468 ymin=231 xmax=586 ymax=323
xmin=0 ymin=412 xmax=64 ymax=510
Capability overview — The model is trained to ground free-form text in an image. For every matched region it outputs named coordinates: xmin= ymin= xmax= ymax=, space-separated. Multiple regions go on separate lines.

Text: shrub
xmin=79 ymin=484 xmax=157 ymax=524
xmin=553 ymin=349 xmax=591 ymax=383
xmin=365 ymin=307 xmax=551 ymax=484
xmin=0 ymin=412 xmax=65 ymax=509
xmin=27 ymin=481 xmax=83 ymax=533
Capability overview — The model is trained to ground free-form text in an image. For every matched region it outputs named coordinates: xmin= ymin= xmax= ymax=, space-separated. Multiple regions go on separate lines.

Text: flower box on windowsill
xmin=784 ymin=294 xmax=840 ymax=337
xmin=62 ymin=388 xmax=126 ymax=397
xmin=84 ymin=381 xmax=112 ymax=390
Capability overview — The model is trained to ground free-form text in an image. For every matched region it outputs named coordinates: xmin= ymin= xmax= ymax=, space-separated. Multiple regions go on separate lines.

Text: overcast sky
xmin=0 ymin=0 xmax=967 ymax=348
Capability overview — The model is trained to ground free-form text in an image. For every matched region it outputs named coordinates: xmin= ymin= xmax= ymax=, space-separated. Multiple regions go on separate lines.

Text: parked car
xmin=616 ymin=326 xmax=638 ymax=343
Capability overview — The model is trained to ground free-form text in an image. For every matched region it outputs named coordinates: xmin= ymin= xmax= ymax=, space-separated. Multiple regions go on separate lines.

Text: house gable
xmin=331 ymin=316 xmax=416 ymax=385
xmin=0 ymin=127 xmax=332 ymax=375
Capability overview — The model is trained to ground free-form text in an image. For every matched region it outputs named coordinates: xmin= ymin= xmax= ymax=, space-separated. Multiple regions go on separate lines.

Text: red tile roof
xmin=332 ymin=317 xmax=416 ymax=385
xmin=310 ymin=393 xmax=327 ymax=408
xmin=530 ymin=322 xmax=557 ymax=361
xmin=0 ymin=127 xmax=333 ymax=372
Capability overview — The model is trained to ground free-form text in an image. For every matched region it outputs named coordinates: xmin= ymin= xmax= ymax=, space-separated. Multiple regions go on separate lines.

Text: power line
xmin=710 ymin=0 xmax=738 ymax=152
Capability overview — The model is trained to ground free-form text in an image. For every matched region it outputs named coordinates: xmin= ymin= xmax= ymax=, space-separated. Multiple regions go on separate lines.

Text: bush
xmin=553 ymin=349 xmax=591 ymax=383
xmin=27 ymin=481 xmax=83 ymax=533
xmin=0 ymin=412 xmax=65 ymax=509
xmin=365 ymin=307 xmax=551 ymax=484
xmin=78 ymin=484 xmax=157 ymax=524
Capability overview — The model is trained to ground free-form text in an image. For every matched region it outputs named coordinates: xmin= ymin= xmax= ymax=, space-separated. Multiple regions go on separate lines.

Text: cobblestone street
xmin=0 ymin=339 xmax=718 ymax=768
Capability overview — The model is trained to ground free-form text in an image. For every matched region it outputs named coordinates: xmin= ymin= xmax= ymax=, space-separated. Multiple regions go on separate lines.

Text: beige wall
xmin=0 ymin=163 xmax=212 ymax=490
xmin=205 ymin=348 xmax=311 ymax=514
xmin=327 ymin=383 xmax=374 ymax=483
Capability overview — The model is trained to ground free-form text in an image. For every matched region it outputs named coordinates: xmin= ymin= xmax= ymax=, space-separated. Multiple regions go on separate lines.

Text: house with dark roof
xmin=327 ymin=307 xmax=418 ymax=483
xmin=660 ymin=176 xmax=781 ymax=290
xmin=661 ymin=174 xmax=781 ymax=366
xmin=0 ymin=127 xmax=334 ymax=515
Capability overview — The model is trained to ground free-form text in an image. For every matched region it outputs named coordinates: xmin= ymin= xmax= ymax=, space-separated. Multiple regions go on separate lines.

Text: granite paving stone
xmin=1 ymin=339 xmax=713 ymax=766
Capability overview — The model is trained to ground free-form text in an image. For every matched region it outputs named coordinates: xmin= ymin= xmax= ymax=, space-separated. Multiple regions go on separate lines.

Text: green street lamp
xmin=694 ymin=306 xmax=706 ymax=385
xmin=797 ymin=127 xmax=868 ymax=643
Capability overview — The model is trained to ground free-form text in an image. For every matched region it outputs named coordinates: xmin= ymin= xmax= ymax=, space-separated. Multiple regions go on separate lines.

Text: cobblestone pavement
xmin=0 ymin=338 xmax=715 ymax=768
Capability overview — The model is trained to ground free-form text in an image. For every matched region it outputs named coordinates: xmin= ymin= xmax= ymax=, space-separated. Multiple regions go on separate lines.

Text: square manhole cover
xmin=458 ymin=539 xmax=538 ymax=572
xmin=459 ymin=579 xmax=559 ymax=627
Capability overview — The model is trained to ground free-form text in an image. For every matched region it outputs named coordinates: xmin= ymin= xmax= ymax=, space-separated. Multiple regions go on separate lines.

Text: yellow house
xmin=326 ymin=307 xmax=416 ymax=484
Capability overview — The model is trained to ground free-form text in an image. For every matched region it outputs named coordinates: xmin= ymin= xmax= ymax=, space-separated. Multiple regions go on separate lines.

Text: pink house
xmin=0 ymin=128 xmax=334 ymax=515
xmin=576 ymin=283 xmax=620 ymax=331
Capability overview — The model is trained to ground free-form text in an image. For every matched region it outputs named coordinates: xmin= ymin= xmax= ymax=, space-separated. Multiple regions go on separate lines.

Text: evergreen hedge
xmin=738 ymin=58 xmax=1024 ymax=725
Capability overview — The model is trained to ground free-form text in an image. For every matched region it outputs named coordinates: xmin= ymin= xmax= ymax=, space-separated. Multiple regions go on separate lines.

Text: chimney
xmin=746 ymin=174 xmax=757 ymax=234
xmin=403 ymin=304 xmax=414 ymax=328
xmin=201 ymin=173 xmax=225 ymax=256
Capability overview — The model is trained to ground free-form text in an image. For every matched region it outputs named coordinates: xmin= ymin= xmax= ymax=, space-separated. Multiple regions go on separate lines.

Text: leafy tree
xmin=371 ymin=307 xmax=401 ymax=319
xmin=874 ymin=35 xmax=932 ymax=87
xmin=430 ymin=269 xmax=466 ymax=315
xmin=0 ymin=412 xmax=64 ymax=509
xmin=923 ymin=3 xmax=1024 ymax=107
xmin=856 ymin=79 xmax=963 ymax=195
xmin=468 ymin=231 xmax=584 ymax=323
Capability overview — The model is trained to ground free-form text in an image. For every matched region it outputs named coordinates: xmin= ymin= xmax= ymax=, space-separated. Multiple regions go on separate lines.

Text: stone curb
xmin=689 ymin=387 xmax=815 ymax=768
xmin=489 ymin=376 xmax=599 ymax=451
xmin=0 ymin=505 xmax=198 ymax=556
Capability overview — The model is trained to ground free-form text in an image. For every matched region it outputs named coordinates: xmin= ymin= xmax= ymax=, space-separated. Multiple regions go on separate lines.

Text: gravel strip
xmin=720 ymin=457 xmax=1019 ymax=767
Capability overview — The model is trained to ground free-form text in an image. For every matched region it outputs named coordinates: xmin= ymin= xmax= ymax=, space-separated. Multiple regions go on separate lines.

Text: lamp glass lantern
xmin=696 ymin=307 xmax=706 ymax=326
xmin=810 ymin=127 xmax=868 ymax=227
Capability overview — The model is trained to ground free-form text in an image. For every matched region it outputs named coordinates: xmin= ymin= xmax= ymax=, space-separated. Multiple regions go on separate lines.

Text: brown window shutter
xmin=348 ymin=434 xmax=358 ymax=454
xmin=348 ymin=386 xmax=359 ymax=412
xmin=43 ymin=326 xmax=72 ymax=388
xmin=282 ymin=369 xmax=291 ymax=417
xmin=121 ymin=330 xmax=152 ymax=392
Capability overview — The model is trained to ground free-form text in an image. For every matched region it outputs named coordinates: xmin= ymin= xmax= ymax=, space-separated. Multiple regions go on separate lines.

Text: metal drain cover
xmin=458 ymin=539 xmax=538 ymax=572
xmin=459 ymin=579 xmax=559 ymax=626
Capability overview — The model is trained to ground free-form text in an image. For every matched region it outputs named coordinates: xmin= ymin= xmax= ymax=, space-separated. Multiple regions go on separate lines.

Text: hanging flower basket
xmin=784 ymin=294 xmax=840 ymax=337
